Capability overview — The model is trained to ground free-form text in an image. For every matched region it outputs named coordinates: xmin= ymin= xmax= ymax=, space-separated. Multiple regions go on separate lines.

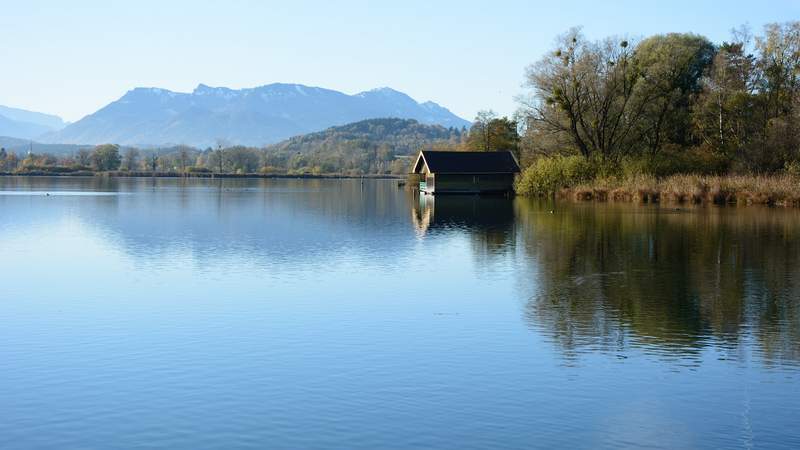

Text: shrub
xmin=515 ymin=155 xmax=597 ymax=195
xmin=259 ymin=166 xmax=285 ymax=175
xmin=19 ymin=165 xmax=80 ymax=174
xmin=785 ymin=160 xmax=800 ymax=178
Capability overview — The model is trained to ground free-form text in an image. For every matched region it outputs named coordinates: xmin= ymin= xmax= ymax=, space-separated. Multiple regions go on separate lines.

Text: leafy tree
xmin=226 ymin=146 xmax=260 ymax=173
xmin=20 ymin=152 xmax=58 ymax=169
xmin=753 ymin=22 xmax=800 ymax=169
xmin=693 ymin=41 xmax=761 ymax=161
xmin=0 ymin=147 xmax=12 ymax=172
xmin=756 ymin=22 xmax=800 ymax=119
xmin=4 ymin=151 xmax=19 ymax=172
xmin=691 ymin=22 xmax=800 ymax=171
xmin=468 ymin=110 xmax=497 ymax=151
xmin=634 ymin=33 xmax=716 ymax=155
xmin=90 ymin=144 xmax=121 ymax=171
xmin=466 ymin=115 xmax=520 ymax=156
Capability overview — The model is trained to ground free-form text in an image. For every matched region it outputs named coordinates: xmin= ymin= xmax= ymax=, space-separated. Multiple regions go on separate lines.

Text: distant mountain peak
xmin=368 ymin=86 xmax=403 ymax=94
xmin=420 ymin=100 xmax=452 ymax=112
xmin=252 ymin=83 xmax=325 ymax=98
xmin=193 ymin=84 xmax=235 ymax=95
xmin=129 ymin=87 xmax=176 ymax=95
xmin=357 ymin=86 xmax=411 ymax=98
xmin=120 ymin=87 xmax=181 ymax=103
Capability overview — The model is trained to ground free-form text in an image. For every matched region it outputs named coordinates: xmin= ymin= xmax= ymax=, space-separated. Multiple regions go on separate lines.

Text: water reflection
xmin=2 ymin=176 xmax=798 ymax=365
xmin=2 ymin=176 xmax=800 ymax=448
xmin=0 ymin=176 xmax=412 ymax=268
xmin=516 ymin=202 xmax=800 ymax=365
xmin=412 ymin=193 xmax=516 ymax=259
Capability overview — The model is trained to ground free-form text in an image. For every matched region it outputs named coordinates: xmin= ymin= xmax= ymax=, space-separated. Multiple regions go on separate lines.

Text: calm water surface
xmin=1 ymin=176 xmax=799 ymax=449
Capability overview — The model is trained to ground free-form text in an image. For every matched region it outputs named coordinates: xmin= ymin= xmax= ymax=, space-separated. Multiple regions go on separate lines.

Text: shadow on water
xmin=515 ymin=200 xmax=800 ymax=366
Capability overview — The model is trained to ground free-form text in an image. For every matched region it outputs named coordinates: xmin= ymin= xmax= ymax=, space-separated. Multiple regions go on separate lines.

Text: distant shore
xmin=0 ymin=171 xmax=403 ymax=180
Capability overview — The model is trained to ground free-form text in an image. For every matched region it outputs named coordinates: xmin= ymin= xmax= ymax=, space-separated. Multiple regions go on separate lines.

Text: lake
xmin=1 ymin=176 xmax=799 ymax=449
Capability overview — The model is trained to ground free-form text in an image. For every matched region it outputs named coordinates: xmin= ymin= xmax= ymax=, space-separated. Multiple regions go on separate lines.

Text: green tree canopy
xmin=90 ymin=144 xmax=122 ymax=171
xmin=466 ymin=115 xmax=520 ymax=158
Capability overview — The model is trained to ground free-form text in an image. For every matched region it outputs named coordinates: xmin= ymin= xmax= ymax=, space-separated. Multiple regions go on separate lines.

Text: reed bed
xmin=561 ymin=174 xmax=800 ymax=207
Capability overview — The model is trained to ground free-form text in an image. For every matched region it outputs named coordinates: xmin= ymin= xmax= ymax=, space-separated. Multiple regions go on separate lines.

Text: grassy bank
xmin=515 ymin=156 xmax=800 ymax=207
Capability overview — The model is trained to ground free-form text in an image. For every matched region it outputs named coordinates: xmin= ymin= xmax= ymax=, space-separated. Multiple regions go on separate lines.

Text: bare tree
xmin=76 ymin=148 xmax=92 ymax=167
xmin=212 ymin=139 xmax=229 ymax=174
xmin=122 ymin=148 xmax=140 ymax=171
xmin=520 ymin=28 xmax=652 ymax=160
xmin=148 ymin=153 xmax=159 ymax=172
xmin=474 ymin=110 xmax=497 ymax=151
xmin=177 ymin=145 xmax=191 ymax=174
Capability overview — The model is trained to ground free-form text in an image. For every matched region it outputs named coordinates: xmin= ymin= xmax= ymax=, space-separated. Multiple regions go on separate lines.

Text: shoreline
xmin=546 ymin=174 xmax=800 ymax=208
xmin=0 ymin=171 xmax=404 ymax=180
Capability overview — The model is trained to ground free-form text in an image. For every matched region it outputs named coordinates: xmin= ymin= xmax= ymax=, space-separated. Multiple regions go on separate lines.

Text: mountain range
xmin=31 ymin=84 xmax=470 ymax=148
xmin=0 ymin=105 xmax=67 ymax=140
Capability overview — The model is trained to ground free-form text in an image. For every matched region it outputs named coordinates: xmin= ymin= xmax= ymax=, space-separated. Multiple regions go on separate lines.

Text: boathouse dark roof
xmin=412 ymin=150 xmax=520 ymax=174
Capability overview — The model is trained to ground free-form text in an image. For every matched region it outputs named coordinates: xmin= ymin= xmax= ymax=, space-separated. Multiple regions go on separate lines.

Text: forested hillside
xmin=261 ymin=118 xmax=466 ymax=174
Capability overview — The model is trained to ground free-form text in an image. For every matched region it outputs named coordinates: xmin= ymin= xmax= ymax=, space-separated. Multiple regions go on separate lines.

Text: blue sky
xmin=1 ymin=0 xmax=798 ymax=122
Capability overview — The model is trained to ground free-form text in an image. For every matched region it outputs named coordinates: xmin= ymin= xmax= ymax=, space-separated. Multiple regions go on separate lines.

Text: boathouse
xmin=411 ymin=150 xmax=520 ymax=194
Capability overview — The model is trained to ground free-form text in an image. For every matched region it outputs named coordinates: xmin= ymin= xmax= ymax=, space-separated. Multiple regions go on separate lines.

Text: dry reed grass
xmin=559 ymin=174 xmax=800 ymax=207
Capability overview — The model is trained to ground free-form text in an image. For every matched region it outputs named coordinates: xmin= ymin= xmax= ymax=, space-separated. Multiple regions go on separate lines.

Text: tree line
xmin=0 ymin=119 xmax=471 ymax=176
xmin=517 ymin=21 xmax=800 ymax=174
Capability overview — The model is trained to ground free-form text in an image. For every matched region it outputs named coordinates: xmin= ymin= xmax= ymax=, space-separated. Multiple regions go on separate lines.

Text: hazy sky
xmin=2 ymin=0 xmax=798 ymax=122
